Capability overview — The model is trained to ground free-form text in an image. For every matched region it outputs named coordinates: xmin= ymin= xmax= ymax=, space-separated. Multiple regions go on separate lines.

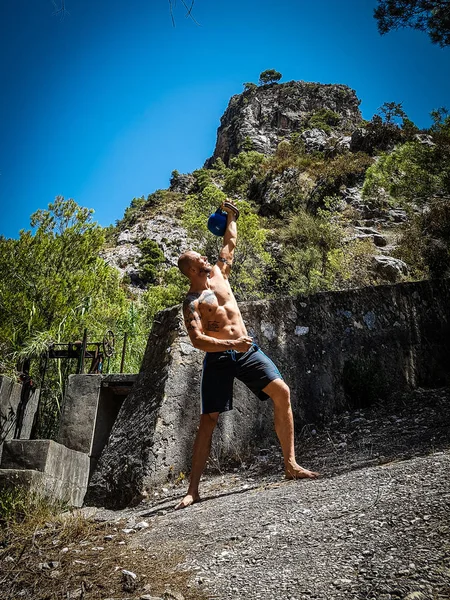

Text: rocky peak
xmin=207 ymin=80 xmax=362 ymax=165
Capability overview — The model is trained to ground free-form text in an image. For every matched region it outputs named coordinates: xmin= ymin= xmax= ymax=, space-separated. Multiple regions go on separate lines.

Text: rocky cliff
xmin=105 ymin=78 xmax=444 ymax=297
xmin=207 ymin=81 xmax=362 ymax=165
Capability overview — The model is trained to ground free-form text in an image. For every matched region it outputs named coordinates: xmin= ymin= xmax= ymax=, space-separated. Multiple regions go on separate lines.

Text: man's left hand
xmin=222 ymin=201 xmax=240 ymax=219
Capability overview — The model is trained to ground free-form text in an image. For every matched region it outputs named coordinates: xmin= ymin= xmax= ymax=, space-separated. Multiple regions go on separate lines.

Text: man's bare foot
xmin=285 ymin=463 xmax=320 ymax=480
xmin=174 ymin=493 xmax=200 ymax=510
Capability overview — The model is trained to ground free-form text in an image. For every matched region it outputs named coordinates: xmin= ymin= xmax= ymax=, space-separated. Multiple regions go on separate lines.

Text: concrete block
xmin=0 ymin=376 xmax=21 ymax=441
xmin=0 ymin=468 xmax=87 ymax=507
xmin=0 ymin=440 xmax=90 ymax=507
xmin=86 ymin=279 xmax=450 ymax=509
xmin=57 ymin=374 xmax=102 ymax=453
xmin=17 ymin=387 xmax=40 ymax=439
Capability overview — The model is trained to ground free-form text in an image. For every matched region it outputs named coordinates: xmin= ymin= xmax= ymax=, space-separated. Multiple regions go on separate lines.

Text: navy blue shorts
xmin=201 ymin=344 xmax=283 ymax=414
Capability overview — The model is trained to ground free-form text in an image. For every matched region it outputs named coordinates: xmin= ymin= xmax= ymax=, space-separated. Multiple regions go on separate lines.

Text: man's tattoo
xmin=184 ymin=315 xmax=200 ymax=328
xmin=183 ymin=293 xmax=200 ymax=319
xmin=199 ymin=291 xmax=217 ymax=306
xmin=207 ymin=321 xmax=220 ymax=332
xmin=183 ymin=290 xmax=218 ymax=335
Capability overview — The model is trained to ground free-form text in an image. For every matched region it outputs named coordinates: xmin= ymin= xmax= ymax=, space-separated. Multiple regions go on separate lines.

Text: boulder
xmin=414 ymin=134 xmax=436 ymax=147
xmin=206 ymin=80 xmax=362 ymax=165
xmin=372 ymin=256 xmax=408 ymax=282
xmin=301 ymin=128 xmax=329 ymax=153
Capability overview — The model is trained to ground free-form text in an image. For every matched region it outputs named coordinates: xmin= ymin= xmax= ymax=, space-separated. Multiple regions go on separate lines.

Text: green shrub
xmin=307 ymin=108 xmax=342 ymax=133
xmin=308 ymin=152 xmax=374 ymax=207
xmin=192 ymin=168 xmax=213 ymax=192
xmin=0 ymin=486 xmax=63 ymax=530
xmin=116 ymin=196 xmax=146 ymax=229
xmin=223 ymin=151 xmax=267 ymax=196
xmin=266 ymin=141 xmax=314 ymax=174
xmin=138 ymin=239 xmax=165 ymax=284
xmin=243 ymin=82 xmax=257 ymax=93
xmin=274 ymin=210 xmax=376 ymax=295
xmin=362 ymin=141 xmax=450 ymax=205
xmin=394 ymin=198 xmax=450 ymax=279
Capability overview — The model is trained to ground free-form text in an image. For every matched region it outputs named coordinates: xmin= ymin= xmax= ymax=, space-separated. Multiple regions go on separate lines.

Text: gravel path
xmin=93 ymin=388 xmax=450 ymax=600
xmin=118 ymin=452 xmax=448 ymax=600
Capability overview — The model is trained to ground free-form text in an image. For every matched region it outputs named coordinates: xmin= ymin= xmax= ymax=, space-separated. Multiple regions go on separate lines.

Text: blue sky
xmin=0 ymin=0 xmax=449 ymax=238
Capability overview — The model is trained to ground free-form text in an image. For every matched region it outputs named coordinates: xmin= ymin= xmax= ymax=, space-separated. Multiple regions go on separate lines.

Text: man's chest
xmin=197 ymin=281 xmax=234 ymax=313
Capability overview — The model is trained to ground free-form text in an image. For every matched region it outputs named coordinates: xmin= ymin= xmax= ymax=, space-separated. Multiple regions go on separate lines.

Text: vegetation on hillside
xmin=0 ymin=198 xmax=151 ymax=437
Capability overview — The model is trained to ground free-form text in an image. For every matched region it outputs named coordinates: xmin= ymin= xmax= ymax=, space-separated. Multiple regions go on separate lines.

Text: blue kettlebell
xmin=207 ymin=207 xmax=228 ymax=237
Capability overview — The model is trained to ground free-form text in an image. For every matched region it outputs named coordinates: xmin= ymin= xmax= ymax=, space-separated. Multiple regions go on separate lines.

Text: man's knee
xmin=275 ymin=381 xmax=291 ymax=404
xmin=264 ymin=379 xmax=291 ymax=406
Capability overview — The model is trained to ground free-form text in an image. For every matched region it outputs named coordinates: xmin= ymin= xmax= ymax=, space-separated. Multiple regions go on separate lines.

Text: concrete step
xmin=0 ymin=440 xmax=90 ymax=507
xmin=0 ymin=467 xmax=87 ymax=507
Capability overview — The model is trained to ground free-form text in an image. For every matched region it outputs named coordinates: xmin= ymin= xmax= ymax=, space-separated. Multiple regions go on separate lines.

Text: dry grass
xmin=0 ymin=488 xmax=207 ymax=600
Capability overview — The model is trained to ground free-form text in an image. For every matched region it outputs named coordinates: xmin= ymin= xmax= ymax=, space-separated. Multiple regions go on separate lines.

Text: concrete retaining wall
xmin=0 ymin=440 xmax=90 ymax=507
xmin=0 ymin=375 xmax=136 ymax=507
xmin=86 ymin=279 xmax=450 ymax=509
xmin=57 ymin=375 xmax=103 ymax=454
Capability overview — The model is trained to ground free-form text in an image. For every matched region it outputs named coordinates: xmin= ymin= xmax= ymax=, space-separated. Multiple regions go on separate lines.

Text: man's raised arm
xmin=216 ymin=202 xmax=239 ymax=278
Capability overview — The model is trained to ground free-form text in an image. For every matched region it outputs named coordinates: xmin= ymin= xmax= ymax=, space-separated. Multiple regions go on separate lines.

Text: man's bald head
xmin=178 ymin=251 xmax=196 ymax=277
xmin=178 ymin=251 xmax=212 ymax=279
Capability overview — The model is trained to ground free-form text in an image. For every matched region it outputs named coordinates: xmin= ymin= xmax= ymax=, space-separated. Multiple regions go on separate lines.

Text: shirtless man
xmin=176 ymin=202 xmax=318 ymax=509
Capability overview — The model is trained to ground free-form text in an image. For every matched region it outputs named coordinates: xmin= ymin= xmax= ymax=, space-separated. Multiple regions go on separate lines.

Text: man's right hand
xmin=234 ymin=336 xmax=253 ymax=352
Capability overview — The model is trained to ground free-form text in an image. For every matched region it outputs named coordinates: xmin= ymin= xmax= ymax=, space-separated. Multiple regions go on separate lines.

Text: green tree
xmin=258 ymin=69 xmax=282 ymax=85
xmin=243 ymin=82 xmax=257 ymax=92
xmin=362 ymin=141 xmax=450 ymax=204
xmin=430 ymin=106 xmax=450 ymax=136
xmin=0 ymin=197 xmax=138 ymax=436
xmin=374 ymin=0 xmax=450 ymax=47
xmin=143 ymin=267 xmax=187 ymax=323
xmin=378 ymin=101 xmax=406 ymax=124
xmin=138 ymin=239 xmax=165 ymax=284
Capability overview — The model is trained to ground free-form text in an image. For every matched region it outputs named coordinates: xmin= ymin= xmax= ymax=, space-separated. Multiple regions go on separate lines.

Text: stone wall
xmin=86 ymin=279 xmax=450 ymax=509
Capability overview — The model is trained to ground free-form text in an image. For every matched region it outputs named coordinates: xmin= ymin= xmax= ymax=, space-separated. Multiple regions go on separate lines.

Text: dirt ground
xmin=1 ymin=386 xmax=449 ymax=600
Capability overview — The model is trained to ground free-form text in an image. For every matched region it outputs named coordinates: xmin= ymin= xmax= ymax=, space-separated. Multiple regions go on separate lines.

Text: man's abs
xmin=201 ymin=311 xmax=247 ymax=340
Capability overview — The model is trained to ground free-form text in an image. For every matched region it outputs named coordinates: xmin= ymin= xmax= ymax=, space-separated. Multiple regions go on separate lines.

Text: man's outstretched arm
xmin=216 ymin=202 xmax=238 ymax=279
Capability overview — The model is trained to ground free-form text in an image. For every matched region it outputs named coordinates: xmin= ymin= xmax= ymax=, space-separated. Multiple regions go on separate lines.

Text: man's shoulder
xmin=184 ymin=291 xmax=201 ymax=303
xmin=210 ymin=263 xmax=228 ymax=281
